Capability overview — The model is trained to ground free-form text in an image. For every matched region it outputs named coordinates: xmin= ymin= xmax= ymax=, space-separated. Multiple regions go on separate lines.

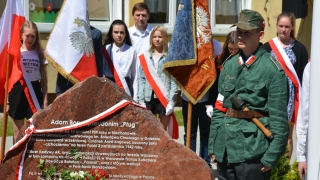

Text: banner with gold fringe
xmin=163 ymin=0 xmax=217 ymax=104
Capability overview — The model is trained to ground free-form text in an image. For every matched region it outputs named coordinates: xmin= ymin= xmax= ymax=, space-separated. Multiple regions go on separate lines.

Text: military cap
xmin=231 ymin=9 xmax=265 ymax=30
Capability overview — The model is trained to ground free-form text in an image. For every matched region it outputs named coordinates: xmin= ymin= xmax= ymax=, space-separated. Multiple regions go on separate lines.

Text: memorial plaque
xmin=0 ymin=77 xmax=213 ymax=179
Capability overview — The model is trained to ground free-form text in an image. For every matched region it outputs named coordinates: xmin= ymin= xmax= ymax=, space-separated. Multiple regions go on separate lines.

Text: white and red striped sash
xmin=102 ymin=46 xmax=131 ymax=96
xmin=268 ymin=37 xmax=301 ymax=123
xmin=19 ymin=58 xmax=41 ymax=112
xmin=2 ymin=100 xmax=146 ymax=179
xmin=138 ymin=53 xmax=179 ymax=139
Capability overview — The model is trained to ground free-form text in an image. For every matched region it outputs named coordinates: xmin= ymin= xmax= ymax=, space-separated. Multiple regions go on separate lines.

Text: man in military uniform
xmin=208 ymin=9 xmax=289 ymax=180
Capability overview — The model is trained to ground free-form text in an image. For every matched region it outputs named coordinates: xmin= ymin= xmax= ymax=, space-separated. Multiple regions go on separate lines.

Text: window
xmin=123 ymin=0 xmax=176 ymax=34
xmin=28 ymin=0 xmax=63 ymax=23
xmin=144 ymin=0 xmax=169 ymax=23
xmin=211 ymin=0 xmax=252 ymax=35
xmin=143 ymin=0 xmax=177 ymax=33
xmin=174 ymin=0 xmax=251 ymax=35
xmin=22 ymin=0 xmax=122 ymax=33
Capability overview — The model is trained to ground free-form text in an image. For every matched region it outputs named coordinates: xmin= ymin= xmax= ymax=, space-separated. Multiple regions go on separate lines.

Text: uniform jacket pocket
xmin=246 ymin=81 xmax=266 ymax=93
xmin=222 ymin=82 xmax=235 ymax=92
xmin=242 ymin=124 xmax=268 ymax=159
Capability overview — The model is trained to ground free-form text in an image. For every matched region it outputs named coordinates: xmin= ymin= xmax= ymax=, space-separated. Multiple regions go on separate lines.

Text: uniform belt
xmin=226 ymin=108 xmax=268 ymax=118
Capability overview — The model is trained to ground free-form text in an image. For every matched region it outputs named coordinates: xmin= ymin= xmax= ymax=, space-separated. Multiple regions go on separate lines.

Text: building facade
xmin=0 ymin=0 xmax=313 ymax=103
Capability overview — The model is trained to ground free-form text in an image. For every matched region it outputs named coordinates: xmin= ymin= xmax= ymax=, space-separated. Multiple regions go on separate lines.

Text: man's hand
xmin=261 ymin=165 xmax=271 ymax=172
xmin=298 ymin=161 xmax=307 ymax=179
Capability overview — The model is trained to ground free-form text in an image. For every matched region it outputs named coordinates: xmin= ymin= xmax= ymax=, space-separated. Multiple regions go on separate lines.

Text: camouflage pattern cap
xmin=231 ymin=9 xmax=265 ymax=30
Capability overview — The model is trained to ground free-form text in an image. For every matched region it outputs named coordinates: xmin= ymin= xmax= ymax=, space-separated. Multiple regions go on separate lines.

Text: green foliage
xmin=38 ymin=147 xmax=109 ymax=179
xmin=70 ymin=147 xmax=82 ymax=161
xmin=70 ymin=146 xmax=78 ymax=155
xmin=43 ymin=164 xmax=57 ymax=179
xmin=38 ymin=158 xmax=57 ymax=179
xmin=271 ymin=155 xmax=291 ymax=180
xmin=0 ymin=116 xmax=14 ymax=136
xmin=37 ymin=159 xmax=45 ymax=171
xmin=174 ymin=109 xmax=184 ymax=126
xmin=285 ymin=161 xmax=300 ymax=180
xmin=59 ymin=169 xmax=73 ymax=179
xmin=271 ymin=150 xmax=300 ymax=180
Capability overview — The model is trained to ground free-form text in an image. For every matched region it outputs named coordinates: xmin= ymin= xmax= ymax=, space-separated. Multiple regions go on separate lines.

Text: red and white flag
xmin=45 ymin=0 xmax=97 ymax=84
xmin=0 ymin=0 xmax=25 ymax=106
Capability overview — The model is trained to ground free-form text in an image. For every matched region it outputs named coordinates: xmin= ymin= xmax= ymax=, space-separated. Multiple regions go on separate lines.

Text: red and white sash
xmin=139 ymin=53 xmax=179 ymax=139
xmin=268 ymin=37 xmax=301 ymax=123
xmin=19 ymin=58 xmax=41 ymax=112
xmin=103 ymin=46 xmax=131 ymax=96
xmin=2 ymin=100 xmax=146 ymax=179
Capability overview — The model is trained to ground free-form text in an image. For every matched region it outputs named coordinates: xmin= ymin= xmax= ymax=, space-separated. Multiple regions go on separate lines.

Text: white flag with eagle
xmin=45 ymin=0 xmax=97 ymax=83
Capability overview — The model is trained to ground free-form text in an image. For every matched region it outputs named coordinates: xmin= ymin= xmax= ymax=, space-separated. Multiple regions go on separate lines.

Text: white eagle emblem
xmin=196 ymin=6 xmax=211 ymax=48
xmin=69 ymin=17 xmax=94 ymax=57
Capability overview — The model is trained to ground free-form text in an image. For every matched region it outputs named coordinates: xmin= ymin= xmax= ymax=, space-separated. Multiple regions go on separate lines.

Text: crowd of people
xmin=6 ymin=2 xmax=311 ymax=180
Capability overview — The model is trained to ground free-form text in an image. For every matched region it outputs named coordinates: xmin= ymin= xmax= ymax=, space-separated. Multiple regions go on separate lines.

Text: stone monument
xmin=0 ymin=76 xmax=213 ymax=179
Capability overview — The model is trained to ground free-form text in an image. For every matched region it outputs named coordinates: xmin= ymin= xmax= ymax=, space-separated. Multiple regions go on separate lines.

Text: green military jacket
xmin=208 ymin=44 xmax=289 ymax=168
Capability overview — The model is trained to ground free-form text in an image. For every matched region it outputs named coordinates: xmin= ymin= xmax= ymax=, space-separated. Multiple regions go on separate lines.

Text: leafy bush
xmin=271 ymin=154 xmax=291 ymax=180
xmin=271 ymin=147 xmax=300 ymax=180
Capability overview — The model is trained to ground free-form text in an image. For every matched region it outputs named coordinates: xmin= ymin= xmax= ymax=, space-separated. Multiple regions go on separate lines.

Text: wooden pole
xmin=186 ymin=101 xmax=192 ymax=148
xmin=1 ymin=53 xmax=10 ymax=161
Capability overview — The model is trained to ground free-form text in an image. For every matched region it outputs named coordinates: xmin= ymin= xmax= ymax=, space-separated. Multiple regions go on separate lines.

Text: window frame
xmin=19 ymin=0 xmax=251 ymax=35
xmin=210 ymin=0 xmax=252 ymax=35
xmin=124 ymin=0 xmax=177 ymax=34
xmin=21 ymin=0 xmax=122 ymax=33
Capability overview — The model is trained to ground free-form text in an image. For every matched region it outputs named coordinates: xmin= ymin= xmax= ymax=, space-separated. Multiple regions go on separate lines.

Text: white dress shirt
xmin=103 ymin=43 xmax=138 ymax=98
xmin=128 ymin=24 xmax=153 ymax=57
xmin=129 ymin=24 xmax=153 ymax=100
xmin=296 ymin=62 xmax=310 ymax=162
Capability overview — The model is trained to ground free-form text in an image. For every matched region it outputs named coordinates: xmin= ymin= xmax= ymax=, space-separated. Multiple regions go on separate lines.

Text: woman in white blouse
xmin=102 ymin=20 xmax=137 ymax=98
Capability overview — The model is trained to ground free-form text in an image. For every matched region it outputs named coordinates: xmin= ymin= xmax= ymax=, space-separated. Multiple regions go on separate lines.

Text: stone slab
xmin=0 ymin=76 xmax=213 ymax=180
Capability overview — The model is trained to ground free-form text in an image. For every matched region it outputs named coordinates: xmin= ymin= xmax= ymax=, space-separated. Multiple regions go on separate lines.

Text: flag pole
xmin=186 ymin=101 xmax=192 ymax=148
xmin=1 ymin=53 xmax=10 ymax=160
